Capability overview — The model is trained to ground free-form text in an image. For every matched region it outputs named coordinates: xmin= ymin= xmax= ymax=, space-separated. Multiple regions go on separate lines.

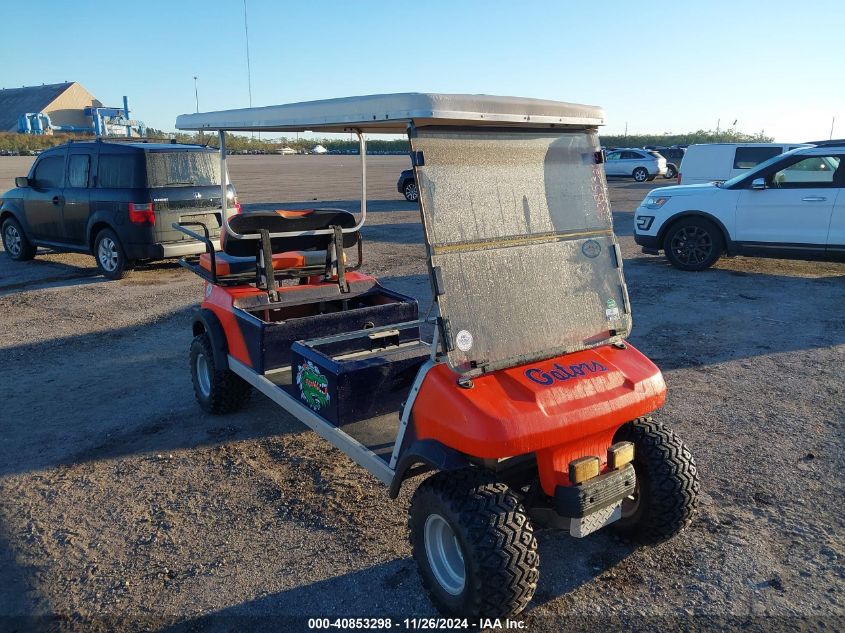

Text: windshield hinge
xmin=431 ymin=266 xmax=446 ymax=296
xmin=439 ymin=317 xmax=453 ymax=351
xmin=610 ymin=243 xmax=623 ymax=269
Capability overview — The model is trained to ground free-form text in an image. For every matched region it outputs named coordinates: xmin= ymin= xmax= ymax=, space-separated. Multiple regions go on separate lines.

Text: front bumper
xmin=125 ymin=239 xmax=221 ymax=260
xmin=555 ymin=463 xmax=636 ymax=518
xmin=634 ymin=232 xmax=661 ymax=254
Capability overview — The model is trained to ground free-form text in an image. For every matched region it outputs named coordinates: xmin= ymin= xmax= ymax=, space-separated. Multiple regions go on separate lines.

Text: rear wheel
xmin=409 ymin=469 xmax=539 ymax=619
xmin=664 ymin=164 xmax=678 ymax=179
xmin=94 ymin=228 xmax=135 ymax=280
xmin=403 ymin=180 xmax=419 ymax=202
xmin=611 ymin=418 xmax=699 ymax=543
xmin=2 ymin=217 xmax=36 ymax=261
xmin=663 ymin=216 xmax=724 ymax=271
xmin=190 ymin=333 xmax=252 ymax=414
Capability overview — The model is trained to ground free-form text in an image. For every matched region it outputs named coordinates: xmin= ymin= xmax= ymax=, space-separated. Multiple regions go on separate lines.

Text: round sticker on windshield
xmin=456 ymin=330 xmax=474 ymax=352
xmin=582 ymin=239 xmax=601 ymax=258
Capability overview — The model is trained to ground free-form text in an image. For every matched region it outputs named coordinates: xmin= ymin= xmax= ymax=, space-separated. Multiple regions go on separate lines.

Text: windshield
xmin=722 ymin=147 xmax=804 ymax=188
xmin=145 ymin=150 xmax=221 ymax=187
xmin=411 ymin=128 xmax=631 ymax=373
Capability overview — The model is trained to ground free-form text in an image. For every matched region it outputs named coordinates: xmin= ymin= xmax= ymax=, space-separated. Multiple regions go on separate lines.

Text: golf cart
xmin=174 ymin=94 xmax=699 ymax=619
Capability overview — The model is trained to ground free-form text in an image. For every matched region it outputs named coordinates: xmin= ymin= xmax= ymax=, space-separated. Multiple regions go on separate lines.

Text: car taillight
xmin=234 ymin=201 xmax=242 ymax=214
xmin=677 ymin=172 xmax=682 ymax=185
xmin=128 ymin=202 xmax=155 ymax=225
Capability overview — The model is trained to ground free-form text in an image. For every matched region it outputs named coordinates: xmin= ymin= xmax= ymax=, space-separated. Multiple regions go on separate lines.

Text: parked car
xmin=677 ymin=142 xmax=807 ymax=186
xmin=0 ymin=139 xmax=235 ymax=279
xmin=634 ymin=142 xmax=845 ymax=270
xmin=397 ymin=168 xmax=418 ymax=201
xmin=651 ymin=146 xmax=686 ymax=179
xmin=604 ymin=148 xmax=667 ymax=182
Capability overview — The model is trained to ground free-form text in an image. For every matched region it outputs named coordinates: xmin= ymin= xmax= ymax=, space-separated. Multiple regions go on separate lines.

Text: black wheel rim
xmin=670 ymin=226 xmax=713 ymax=265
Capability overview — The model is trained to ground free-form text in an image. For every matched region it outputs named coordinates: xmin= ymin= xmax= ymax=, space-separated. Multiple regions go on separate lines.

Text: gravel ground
xmin=0 ymin=156 xmax=843 ymax=632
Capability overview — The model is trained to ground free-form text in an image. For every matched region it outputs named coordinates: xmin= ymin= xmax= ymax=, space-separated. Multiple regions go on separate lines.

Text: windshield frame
xmin=410 ymin=125 xmax=631 ymax=375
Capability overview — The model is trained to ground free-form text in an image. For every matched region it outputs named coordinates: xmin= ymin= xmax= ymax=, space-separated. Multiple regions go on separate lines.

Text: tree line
xmin=0 ymin=128 xmax=775 ymax=154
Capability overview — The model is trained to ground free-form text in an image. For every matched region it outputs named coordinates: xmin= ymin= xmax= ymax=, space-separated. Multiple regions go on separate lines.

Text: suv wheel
xmin=94 ymin=228 xmax=135 ymax=280
xmin=663 ymin=217 xmax=724 ymax=271
xmin=2 ymin=217 xmax=37 ymax=261
xmin=664 ymin=164 xmax=678 ymax=179
xmin=632 ymin=167 xmax=649 ymax=182
xmin=403 ymin=180 xmax=419 ymax=202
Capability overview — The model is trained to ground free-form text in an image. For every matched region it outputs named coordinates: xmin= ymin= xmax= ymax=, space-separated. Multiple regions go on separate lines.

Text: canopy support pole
xmin=219 ymin=130 xmax=229 ymax=234
xmin=357 ymin=131 xmax=367 ymax=221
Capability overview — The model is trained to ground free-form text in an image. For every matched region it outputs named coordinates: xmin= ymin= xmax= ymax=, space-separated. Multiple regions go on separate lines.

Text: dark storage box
xmin=234 ymin=283 xmax=419 ymax=373
xmin=290 ymin=333 xmax=430 ymax=426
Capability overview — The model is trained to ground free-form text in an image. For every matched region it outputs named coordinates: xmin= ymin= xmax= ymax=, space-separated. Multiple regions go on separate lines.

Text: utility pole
xmin=193 ymin=76 xmax=203 ymax=142
xmin=243 ymin=0 xmax=256 ymax=140
xmin=831 ymin=116 xmax=836 ymax=140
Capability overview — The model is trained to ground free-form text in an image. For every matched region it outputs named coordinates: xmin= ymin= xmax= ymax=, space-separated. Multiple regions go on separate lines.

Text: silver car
xmin=604 ymin=148 xmax=668 ymax=182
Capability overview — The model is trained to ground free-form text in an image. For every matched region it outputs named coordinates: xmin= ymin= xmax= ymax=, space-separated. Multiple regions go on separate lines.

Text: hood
xmin=644 ymin=182 xmax=721 ymax=197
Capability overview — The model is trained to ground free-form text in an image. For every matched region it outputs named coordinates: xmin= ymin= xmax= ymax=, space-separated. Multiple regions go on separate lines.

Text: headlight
xmin=636 ymin=215 xmax=655 ymax=231
xmin=644 ymin=196 xmax=670 ymax=209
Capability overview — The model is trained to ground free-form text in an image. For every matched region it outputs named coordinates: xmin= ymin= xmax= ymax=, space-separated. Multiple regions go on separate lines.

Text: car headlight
xmin=636 ymin=215 xmax=655 ymax=231
xmin=644 ymin=196 xmax=670 ymax=209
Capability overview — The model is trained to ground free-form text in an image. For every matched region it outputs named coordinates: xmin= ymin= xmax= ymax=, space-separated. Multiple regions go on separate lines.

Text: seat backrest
xmin=222 ymin=208 xmax=358 ymax=256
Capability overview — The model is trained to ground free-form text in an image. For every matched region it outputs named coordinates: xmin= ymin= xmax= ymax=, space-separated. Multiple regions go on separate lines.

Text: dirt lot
xmin=0 ymin=155 xmax=843 ymax=632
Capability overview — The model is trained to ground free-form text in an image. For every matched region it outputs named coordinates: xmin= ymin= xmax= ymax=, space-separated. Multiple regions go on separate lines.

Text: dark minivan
xmin=0 ymin=139 xmax=235 ymax=278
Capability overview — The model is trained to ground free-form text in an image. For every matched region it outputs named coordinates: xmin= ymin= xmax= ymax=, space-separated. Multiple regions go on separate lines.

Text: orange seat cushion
xmin=199 ymin=250 xmax=324 ymax=276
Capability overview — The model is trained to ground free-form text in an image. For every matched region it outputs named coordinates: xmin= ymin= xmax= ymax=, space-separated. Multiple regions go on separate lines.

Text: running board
xmin=227 ymin=356 xmax=396 ymax=485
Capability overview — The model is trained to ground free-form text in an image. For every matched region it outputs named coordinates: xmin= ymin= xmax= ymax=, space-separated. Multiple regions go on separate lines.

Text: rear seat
xmin=199 ymin=250 xmax=325 ymax=276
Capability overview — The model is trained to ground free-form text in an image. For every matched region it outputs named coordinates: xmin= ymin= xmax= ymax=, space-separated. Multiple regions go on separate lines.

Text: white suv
xmin=604 ymin=148 xmax=668 ymax=182
xmin=634 ymin=142 xmax=845 ymax=270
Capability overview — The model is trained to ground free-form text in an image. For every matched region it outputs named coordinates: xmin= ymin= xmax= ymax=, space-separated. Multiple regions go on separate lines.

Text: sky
xmin=1 ymin=0 xmax=842 ymax=142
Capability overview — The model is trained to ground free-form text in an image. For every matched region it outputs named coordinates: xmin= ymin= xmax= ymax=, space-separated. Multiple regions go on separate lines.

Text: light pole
xmin=193 ymin=76 xmax=199 ymax=113
xmin=243 ymin=0 xmax=257 ymax=140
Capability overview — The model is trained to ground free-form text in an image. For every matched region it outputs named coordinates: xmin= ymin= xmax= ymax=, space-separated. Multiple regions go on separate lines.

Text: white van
xmin=678 ymin=143 xmax=807 ymax=185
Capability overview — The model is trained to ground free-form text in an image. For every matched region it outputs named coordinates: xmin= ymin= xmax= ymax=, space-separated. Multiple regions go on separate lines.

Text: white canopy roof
xmin=175 ymin=93 xmax=605 ymax=133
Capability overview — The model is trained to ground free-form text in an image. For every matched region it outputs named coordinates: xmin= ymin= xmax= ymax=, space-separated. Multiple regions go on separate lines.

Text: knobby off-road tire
xmin=409 ymin=469 xmax=539 ymax=619
xmin=612 ymin=418 xmax=699 ymax=544
xmin=190 ymin=333 xmax=252 ymax=414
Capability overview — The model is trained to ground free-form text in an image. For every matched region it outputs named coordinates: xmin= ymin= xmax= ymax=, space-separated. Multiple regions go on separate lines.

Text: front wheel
xmin=403 ymin=180 xmax=419 ymax=202
xmin=2 ymin=217 xmax=36 ymax=261
xmin=190 ymin=333 xmax=252 ymax=414
xmin=663 ymin=216 xmax=724 ymax=271
xmin=94 ymin=228 xmax=135 ymax=280
xmin=664 ymin=164 xmax=678 ymax=179
xmin=611 ymin=418 xmax=699 ymax=543
xmin=409 ymin=469 xmax=539 ymax=619
xmin=633 ymin=167 xmax=649 ymax=182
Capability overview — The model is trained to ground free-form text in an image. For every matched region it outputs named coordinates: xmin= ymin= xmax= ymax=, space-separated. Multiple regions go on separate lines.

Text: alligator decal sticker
xmin=525 ymin=360 xmax=608 ymax=386
xmin=296 ymin=360 xmax=331 ymax=411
